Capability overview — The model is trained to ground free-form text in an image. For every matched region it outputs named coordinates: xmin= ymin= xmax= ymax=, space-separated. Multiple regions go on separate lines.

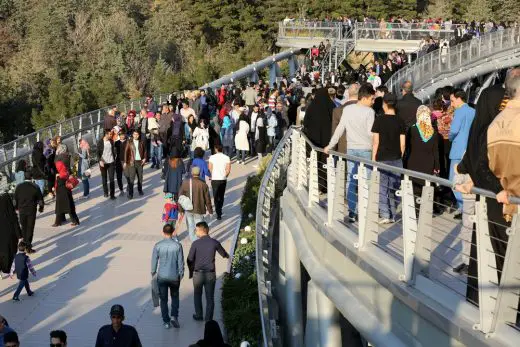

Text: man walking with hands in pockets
xmin=187 ymin=221 xmax=229 ymax=322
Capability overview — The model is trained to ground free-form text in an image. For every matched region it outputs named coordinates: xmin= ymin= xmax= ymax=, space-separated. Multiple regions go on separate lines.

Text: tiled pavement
xmin=0 ymin=159 xmax=255 ymax=346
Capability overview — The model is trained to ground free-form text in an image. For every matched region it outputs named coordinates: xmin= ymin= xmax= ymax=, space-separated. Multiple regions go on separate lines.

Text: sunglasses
xmin=50 ymin=344 xmax=63 ymax=347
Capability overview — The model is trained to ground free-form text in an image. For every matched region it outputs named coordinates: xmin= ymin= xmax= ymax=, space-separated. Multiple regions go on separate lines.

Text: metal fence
xmin=278 ymin=21 xmax=343 ymax=41
xmin=354 ymin=22 xmax=465 ymax=41
xmin=257 ymin=127 xmax=520 ymax=346
xmin=385 ymin=27 xmax=520 ymax=95
xmin=0 ymin=93 xmax=169 ymax=182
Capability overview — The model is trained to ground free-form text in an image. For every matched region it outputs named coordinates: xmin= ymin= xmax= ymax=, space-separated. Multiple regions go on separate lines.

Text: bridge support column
xmin=288 ymin=56 xmax=297 ymax=79
xmin=250 ymin=70 xmax=259 ymax=84
xmin=304 ymin=281 xmax=342 ymax=347
xmin=269 ymin=62 xmax=280 ymax=87
xmin=282 ymin=223 xmax=303 ymax=346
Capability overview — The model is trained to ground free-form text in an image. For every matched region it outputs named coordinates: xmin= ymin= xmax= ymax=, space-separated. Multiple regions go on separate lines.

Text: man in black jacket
xmin=14 ymin=172 xmax=44 ymax=254
xmin=95 ymin=305 xmax=142 ymax=347
xmin=396 ymin=81 xmax=422 ymax=130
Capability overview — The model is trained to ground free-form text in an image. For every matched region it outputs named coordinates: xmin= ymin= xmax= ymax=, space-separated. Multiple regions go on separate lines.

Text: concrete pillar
xmin=316 ymin=284 xmax=342 ymax=347
xmin=284 ymin=225 xmax=303 ymax=346
xmin=304 ymin=281 xmax=320 ymax=347
xmin=288 ymin=56 xmax=297 ymax=78
xmin=269 ymin=63 xmax=279 ymax=87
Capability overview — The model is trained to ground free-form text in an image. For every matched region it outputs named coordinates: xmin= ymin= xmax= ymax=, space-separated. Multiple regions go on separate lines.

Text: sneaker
xmin=192 ymin=314 xmax=203 ymax=321
xmin=28 ymin=291 xmax=34 ymax=296
xmin=163 ymin=322 xmax=171 ymax=329
xmin=453 ymin=263 xmax=469 ymax=274
xmin=237 ymin=160 xmax=241 ymax=165
xmin=171 ymin=318 xmax=180 ymax=328
xmin=104 ymin=193 xmax=109 ymax=198
xmin=80 ymin=195 xmax=89 ymax=200
xmin=110 ymin=196 xmax=116 ymax=200
xmin=138 ymin=191 xmax=144 ymax=196
xmin=12 ymin=297 xmax=20 ymax=302
xmin=453 ymin=213 xmax=462 ymax=220
xmin=119 ymin=191 xmax=125 ymax=197
xmin=379 ymin=218 xmax=395 ymax=225
xmin=348 ymin=216 xmax=356 ymax=223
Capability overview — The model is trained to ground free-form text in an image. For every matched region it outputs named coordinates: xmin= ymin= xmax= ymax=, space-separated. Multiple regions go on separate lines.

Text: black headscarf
xmin=458 ymin=84 xmax=504 ymax=193
xmin=195 ymin=320 xmax=231 ymax=347
xmin=303 ymin=87 xmax=335 ymax=147
xmin=0 ymin=193 xmax=21 ymax=273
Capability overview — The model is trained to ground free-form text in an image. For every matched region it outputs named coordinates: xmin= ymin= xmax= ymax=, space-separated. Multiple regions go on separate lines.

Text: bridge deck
xmin=0 ymin=161 xmax=254 ymax=346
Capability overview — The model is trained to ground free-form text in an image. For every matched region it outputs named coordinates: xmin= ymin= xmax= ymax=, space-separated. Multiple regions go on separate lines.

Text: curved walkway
xmin=0 ymin=160 xmax=254 ymax=346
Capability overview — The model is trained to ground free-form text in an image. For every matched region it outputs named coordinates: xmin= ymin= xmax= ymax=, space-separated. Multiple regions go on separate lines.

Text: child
xmin=162 ymin=193 xmax=183 ymax=241
xmin=452 ymin=172 xmax=476 ymax=275
xmin=10 ymin=241 xmax=36 ymax=301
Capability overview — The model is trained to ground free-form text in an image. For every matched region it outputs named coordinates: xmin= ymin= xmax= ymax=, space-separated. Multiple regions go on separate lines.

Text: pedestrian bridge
xmin=256 ymin=128 xmax=520 ymax=347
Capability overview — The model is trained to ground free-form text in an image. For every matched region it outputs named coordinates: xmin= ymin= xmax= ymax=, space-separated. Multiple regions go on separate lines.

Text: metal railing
xmin=257 ymin=127 xmax=520 ymax=346
xmin=0 ymin=94 xmax=169 ymax=180
xmin=278 ymin=21 xmax=343 ymax=41
xmin=354 ymin=22 xmax=465 ymax=41
xmin=385 ymin=27 xmax=520 ymax=95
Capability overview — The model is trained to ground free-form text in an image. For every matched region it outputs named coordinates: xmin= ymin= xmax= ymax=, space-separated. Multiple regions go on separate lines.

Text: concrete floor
xmin=0 ymin=159 xmax=255 ymax=346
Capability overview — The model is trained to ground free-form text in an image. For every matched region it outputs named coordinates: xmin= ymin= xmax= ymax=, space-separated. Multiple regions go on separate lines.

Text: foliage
xmin=0 ymin=0 xmax=516 ymax=142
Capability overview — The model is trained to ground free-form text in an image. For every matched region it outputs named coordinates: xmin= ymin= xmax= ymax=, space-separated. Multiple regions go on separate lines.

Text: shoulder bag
xmin=178 ymin=179 xmax=193 ymax=211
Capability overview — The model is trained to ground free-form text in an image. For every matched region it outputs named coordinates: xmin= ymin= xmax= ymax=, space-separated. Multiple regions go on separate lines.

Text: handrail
xmin=385 ymin=27 xmax=520 ymax=95
xmin=297 ymin=130 xmax=520 ymax=204
xmin=256 ymin=128 xmax=293 ymax=347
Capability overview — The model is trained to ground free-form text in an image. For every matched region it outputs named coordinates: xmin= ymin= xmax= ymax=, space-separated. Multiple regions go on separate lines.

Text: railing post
xmin=400 ymin=176 xmax=418 ymax=282
xmin=326 ymin=155 xmax=335 ymax=225
xmin=356 ymin=163 xmax=370 ymax=242
xmin=59 ymin=124 xmax=62 ymax=136
xmin=308 ymin=149 xmax=319 ymax=207
xmin=474 ymin=197 xmax=500 ymax=335
xmin=357 ymin=168 xmax=379 ymax=250
xmin=297 ymin=136 xmax=307 ymax=190
xmin=412 ymin=185 xmax=434 ymax=282
xmin=331 ymin=158 xmax=346 ymax=224
xmin=492 ymin=213 xmax=520 ymax=332
xmin=289 ymin=132 xmax=300 ymax=186
xmin=36 ymin=132 xmax=40 ymax=142
xmin=11 ymin=142 xmax=17 ymax=174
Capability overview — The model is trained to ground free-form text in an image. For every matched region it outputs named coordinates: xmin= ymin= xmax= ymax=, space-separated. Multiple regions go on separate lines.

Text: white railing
xmin=385 ymin=27 xmax=520 ymax=95
xmin=257 ymin=127 xmax=520 ymax=346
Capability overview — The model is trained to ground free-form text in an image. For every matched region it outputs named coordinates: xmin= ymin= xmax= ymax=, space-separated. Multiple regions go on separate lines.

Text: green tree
xmin=462 ymin=0 xmax=491 ymax=21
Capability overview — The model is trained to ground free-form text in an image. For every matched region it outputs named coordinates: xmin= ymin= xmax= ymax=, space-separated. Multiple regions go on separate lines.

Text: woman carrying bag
xmin=78 ymin=138 xmax=91 ymax=199
xmin=53 ymin=161 xmax=80 ymax=227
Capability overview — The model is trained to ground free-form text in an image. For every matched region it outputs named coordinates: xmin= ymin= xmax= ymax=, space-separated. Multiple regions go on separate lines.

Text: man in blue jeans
xmin=151 ymin=224 xmax=184 ymax=329
xmin=325 ymin=84 xmax=376 ymax=222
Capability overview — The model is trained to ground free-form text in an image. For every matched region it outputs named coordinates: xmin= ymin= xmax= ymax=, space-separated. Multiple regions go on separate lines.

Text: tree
xmin=462 ymin=0 xmax=491 ymax=21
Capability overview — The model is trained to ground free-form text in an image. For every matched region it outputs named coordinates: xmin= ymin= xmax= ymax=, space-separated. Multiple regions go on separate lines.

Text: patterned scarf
xmin=415 ymin=105 xmax=434 ymax=142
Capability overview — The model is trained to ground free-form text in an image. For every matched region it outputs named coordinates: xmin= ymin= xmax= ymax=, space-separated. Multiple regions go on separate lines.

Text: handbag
xmin=83 ymin=169 xmax=91 ymax=178
xmin=178 ymin=179 xmax=193 ymax=211
xmin=65 ymin=175 xmax=80 ymax=190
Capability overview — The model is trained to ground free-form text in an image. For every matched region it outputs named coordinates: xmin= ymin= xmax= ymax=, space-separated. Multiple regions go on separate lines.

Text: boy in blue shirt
xmin=10 ymin=241 xmax=36 ymax=301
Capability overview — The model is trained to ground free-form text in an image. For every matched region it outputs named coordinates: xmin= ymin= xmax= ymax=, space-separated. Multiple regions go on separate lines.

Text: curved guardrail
xmin=257 ymin=127 xmax=520 ymax=346
xmin=255 ymin=129 xmax=293 ymax=347
xmin=0 ymin=93 xmax=170 ymax=177
xmin=385 ymin=27 xmax=520 ymax=98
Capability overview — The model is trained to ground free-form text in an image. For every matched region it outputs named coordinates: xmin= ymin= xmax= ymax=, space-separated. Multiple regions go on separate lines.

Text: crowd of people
xmin=300 ymin=67 xmax=520 ymax=306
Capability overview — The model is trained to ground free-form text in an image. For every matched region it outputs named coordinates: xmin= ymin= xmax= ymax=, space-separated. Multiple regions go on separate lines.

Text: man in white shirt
xmin=208 ymin=144 xmax=231 ymax=220
xmin=324 ymin=84 xmax=376 ymax=222
xmin=180 ymin=100 xmax=196 ymax=122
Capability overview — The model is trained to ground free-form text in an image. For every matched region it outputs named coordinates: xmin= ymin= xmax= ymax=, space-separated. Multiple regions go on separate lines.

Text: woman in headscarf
xmin=53 ymin=161 xmax=80 ymax=227
xmin=167 ymin=113 xmax=185 ymax=158
xmin=220 ymin=115 xmax=234 ymax=158
xmin=54 ymin=144 xmax=71 ymax=171
xmin=78 ymin=138 xmax=91 ymax=199
xmin=0 ymin=193 xmax=21 ymax=275
xmin=191 ymin=320 xmax=231 ymax=347
xmin=235 ymin=114 xmax=250 ymax=164
xmin=31 ymin=141 xmax=46 ymax=195
xmin=255 ymin=108 xmax=268 ymax=168
xmin=303 ymin=87 xmax=335 ymax=193
xmin=44 ymin=139 xmax=57 ymax=198
xmin=406 ymin=105 xmax=440 ymax=197
xmin=191 ymin=119 xmax=210 ymax=153
xmin=163 ymin=152 xmax=186 ymax=201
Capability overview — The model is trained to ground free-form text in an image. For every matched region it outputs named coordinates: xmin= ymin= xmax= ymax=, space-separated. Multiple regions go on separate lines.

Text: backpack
xmin=194 ymin=128 xmax=209 ymax=150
